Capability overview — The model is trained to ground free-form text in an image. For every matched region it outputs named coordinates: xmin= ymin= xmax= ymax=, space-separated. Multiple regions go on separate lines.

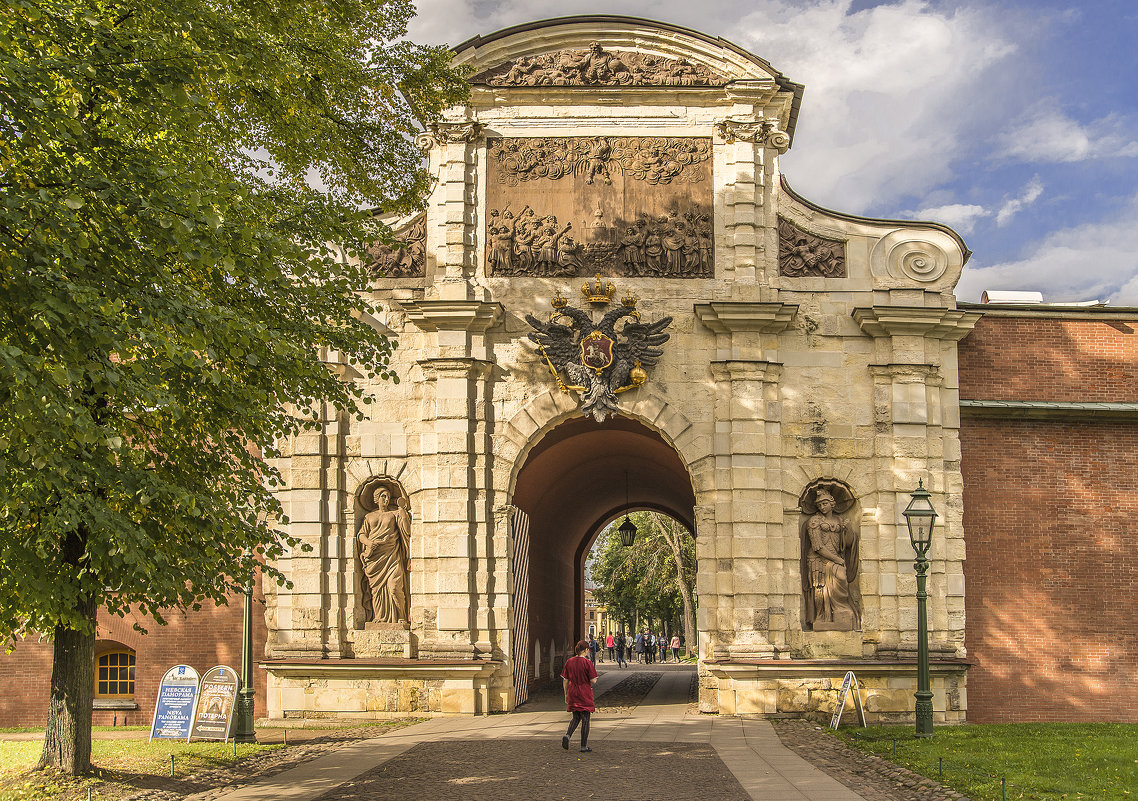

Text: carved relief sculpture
xmin=367 ymin=214 xmax=425 ymax=279
xmin=486 ymin=137 xmax=714 ymax=278
xmin=526 ymin=285 xmax=672 ymax=422
xmin=778 ymin=217 xmax=847 ymax=278
xmin=715 ymin=118 xmax=791 ymax=152
xmin=357 ymin=480 xmax=411 ymax=626
xmin=799 ymin=481 xmax=861 ymax=631
xmin=472 ymin=42 xmax=729 ymax=87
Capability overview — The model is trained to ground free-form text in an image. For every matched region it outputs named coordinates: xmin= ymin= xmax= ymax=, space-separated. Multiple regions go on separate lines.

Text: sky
xmin=407 ymin=0 xmax=1138 ymax=305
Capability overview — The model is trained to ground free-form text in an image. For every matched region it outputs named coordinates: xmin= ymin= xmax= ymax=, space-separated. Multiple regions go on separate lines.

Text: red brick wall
xmin=959 ymin=315 xmax=1138 ymax=403
xmin=959 ymin=313 xmax=1138 ymax=722
xmin=0 ymin=580 xmax=267 ymax=729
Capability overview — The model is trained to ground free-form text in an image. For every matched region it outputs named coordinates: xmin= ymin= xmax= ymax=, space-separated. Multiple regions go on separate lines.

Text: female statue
xmin=803 ymin=486 xmax=860 ymax=630
xmin=357 ymin=484 xmax=411 ymax=625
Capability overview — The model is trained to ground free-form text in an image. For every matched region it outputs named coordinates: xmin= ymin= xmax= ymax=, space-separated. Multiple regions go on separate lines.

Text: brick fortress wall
xmin=0 ymin=580 xmax=267 ymax=728
xmin=958 ymin=312 xmax=1138 ymax=722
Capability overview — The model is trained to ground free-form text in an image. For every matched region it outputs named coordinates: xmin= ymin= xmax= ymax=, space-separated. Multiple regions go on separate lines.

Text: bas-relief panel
xmin=471 ymin=44 xmax=729 ymax=87
xmin=485 ymin=137 xmax=713 ymax=278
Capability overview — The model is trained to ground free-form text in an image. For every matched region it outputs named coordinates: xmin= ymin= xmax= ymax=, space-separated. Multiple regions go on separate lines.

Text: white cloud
xmin=911 ymin=203 xmax=988 ymax=234
xmin=994 ymin=176 xmax=1044 ymax=226
xmin=957 ymin=194 xmax=1138 ymax=305
xmin=994 ymin=108 xmax=1138 ymax=164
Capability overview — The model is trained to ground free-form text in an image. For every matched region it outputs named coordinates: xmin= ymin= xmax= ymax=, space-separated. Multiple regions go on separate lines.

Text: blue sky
xmin=409 ymin=0 xmax=1138 ymax=305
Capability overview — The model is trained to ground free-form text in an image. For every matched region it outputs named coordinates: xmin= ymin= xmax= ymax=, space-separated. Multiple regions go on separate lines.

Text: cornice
xmin=853 ymin=307 xmax=980 ymax=341
xmin=398 ymin=300 xmax=503 ymax=332
xmin=959 ymin=400 xmax=1138 ymax=421
xmin=694 ymin=302 xmax=798 ymax=334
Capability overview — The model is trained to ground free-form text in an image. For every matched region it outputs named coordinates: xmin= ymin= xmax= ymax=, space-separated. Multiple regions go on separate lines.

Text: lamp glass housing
xmin=903 ymin=480 xmax=937 ymax=556
xmin=618 ymin=516 xmax=637 ymax=547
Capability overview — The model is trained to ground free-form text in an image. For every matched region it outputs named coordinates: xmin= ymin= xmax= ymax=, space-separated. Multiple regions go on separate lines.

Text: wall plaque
xmin=486 ymin=136 xmax=713 ymax=278
xmin=367 ymin=213 xmax=426 ymax=279
xmin=472 ymin=44 xmax=728 ymax=87
xmin=778 ymin=217 xmax=846 ymax=278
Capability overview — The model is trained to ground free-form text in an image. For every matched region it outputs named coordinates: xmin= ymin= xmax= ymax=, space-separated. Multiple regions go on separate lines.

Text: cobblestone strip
xmin=595 ymin=671 xmax=662 ymax=713
xmin=122 ymin=725 xmax=417 ymax=801
xmin=771 ymin=721 xmax=972 ymax=801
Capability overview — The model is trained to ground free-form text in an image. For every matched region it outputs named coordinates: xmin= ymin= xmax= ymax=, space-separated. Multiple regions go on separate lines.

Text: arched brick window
xmin=95 ymin=650 xmax=135 ymax=699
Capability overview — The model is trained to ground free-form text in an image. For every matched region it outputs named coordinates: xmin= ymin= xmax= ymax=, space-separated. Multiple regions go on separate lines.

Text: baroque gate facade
xmin=262 ymin=16 xmax=976 ymax=723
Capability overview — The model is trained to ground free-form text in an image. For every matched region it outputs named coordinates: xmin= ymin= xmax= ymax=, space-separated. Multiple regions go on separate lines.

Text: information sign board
xmin=149 ymin=664 xmax=201 ymax=742
xmin=190 ymin=665 xmax=238 ymax=741
xmin=829 ymin=670 xmax=867 ymax=730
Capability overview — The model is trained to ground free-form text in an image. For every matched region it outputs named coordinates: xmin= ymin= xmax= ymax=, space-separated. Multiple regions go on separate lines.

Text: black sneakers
xmin=561 ymin=735 xmax=569 ymax=750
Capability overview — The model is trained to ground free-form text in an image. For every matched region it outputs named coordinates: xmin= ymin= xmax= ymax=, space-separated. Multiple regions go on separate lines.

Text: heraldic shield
xmin=580 ymin=331 xmax=615 ymax=371
xmin=525 ymin=286 xmax=672 ymax=422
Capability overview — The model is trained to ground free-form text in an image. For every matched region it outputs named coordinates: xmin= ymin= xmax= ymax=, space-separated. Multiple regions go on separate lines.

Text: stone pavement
xmin=194 ymin=663 xmax=868 ymax=801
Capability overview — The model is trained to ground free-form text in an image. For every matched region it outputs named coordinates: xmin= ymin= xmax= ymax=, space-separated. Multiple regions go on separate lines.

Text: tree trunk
xmin=655 ymin=514 xmax=698 ymax=659
xmin=38 ymin=527 xmax=96 ymax=775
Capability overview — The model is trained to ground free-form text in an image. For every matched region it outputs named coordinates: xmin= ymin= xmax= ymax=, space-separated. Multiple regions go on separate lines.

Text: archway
xmin=509 ymin=414 xmax=695 ymax=703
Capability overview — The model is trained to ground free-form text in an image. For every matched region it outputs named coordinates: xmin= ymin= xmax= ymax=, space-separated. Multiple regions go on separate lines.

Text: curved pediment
xmin=453 ymin=15 xmax=804 ymax=138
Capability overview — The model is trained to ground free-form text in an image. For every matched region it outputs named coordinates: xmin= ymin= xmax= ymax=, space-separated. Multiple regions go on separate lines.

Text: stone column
xmin=399 ymin=301 xmax=503 ymax=662
xmin=853 ymin=306 xmax=978 ymax=659
xmin=695 ymin=302 xmax=797 ymax=659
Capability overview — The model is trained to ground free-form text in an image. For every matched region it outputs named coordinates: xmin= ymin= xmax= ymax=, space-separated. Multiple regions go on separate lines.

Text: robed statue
xmin=800 ymin=481 xmax=861 ymax=631
xmin=357 ymin=481 xmax=411 ymax=625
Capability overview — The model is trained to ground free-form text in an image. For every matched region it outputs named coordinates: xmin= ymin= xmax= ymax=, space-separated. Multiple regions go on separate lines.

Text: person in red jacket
xmin=561 ymin=640 xmax=598 ymax=753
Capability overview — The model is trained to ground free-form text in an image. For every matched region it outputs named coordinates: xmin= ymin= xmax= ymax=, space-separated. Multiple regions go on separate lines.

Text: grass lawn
xmin=835 ymin=723 xmax=1138 ymax=800
xmin=0 ymin=737 xmax=283 ymax=801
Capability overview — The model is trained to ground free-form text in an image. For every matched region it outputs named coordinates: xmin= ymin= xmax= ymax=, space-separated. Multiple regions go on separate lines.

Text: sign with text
xmin=190 ymin=665 xmax=238 ymax=741
xmin=149 ymin=664 xmax=201 ymax=742
xmin=829 ymin=671 xmax=867 ymax=730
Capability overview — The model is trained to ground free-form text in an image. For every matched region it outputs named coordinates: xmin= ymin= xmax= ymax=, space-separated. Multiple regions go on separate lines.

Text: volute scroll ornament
xmin=715 ymin=119 xmax=791 ymax=152
xmin=415 ymin=121 xmax=484 ymax=151
xmin=525 ymin=283 xmax=672 ymax=422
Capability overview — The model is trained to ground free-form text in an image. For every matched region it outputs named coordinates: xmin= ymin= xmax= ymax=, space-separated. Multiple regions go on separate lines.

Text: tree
xmin=0 ymin=0 xmax=466 ymax=773
xmin=591 ymin=512 xmax=697 ymax=655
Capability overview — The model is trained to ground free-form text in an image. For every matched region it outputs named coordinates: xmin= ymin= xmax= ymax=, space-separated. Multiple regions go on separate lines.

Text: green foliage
xmin=591 ymin=512 xmax=695 ymax=631
xmin=0 ymin=0 xmax=467 ymax=641
xmin=836 ymin=723 xmax=1138 ymax=800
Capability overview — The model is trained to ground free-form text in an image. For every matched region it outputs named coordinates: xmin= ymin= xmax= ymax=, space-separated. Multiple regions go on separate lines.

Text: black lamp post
xmin=902 ymin=479 xmax=937 ymax=738
xmin=233 ymin=573 xmax=257 ymax=744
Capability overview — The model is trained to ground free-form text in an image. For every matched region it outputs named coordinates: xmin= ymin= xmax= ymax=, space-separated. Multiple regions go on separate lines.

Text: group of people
xmin=486 ymin=206 xmax=583 ymax=277
xmin=584 ymin=630 xmax=683 ymax=666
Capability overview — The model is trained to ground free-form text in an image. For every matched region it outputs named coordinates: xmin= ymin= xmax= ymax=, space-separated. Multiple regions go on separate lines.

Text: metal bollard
xmin=170 ymin=754 xmax=174 ymax=777
xmin=1002 ymin=776 xmax=1007 ymax=801
xmin=938 ymin=757 xmax=943 ymax=778
xmin=283 ymin=730 xmax=287 ymax=746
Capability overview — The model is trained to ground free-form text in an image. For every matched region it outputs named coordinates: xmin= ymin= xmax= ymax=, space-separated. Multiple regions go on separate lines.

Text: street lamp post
xmin=233 ymin=577 xmax=257 ymax=744
xmin=902 ymin=479 xmax=937 ymax=738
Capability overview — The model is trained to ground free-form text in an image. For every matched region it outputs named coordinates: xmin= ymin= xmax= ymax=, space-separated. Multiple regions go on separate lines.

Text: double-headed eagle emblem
xmin=526 ymin=279 xmax=672 ymax=422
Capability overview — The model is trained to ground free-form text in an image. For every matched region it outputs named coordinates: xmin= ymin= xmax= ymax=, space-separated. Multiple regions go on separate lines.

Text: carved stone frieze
xmin=486 ymin=137 xmax=714 ymax=278
xmin=778 ymin=217 xmax=846 ymax=278
xmin=488 ymin=136 xmax=711 ymax=187
xmin=715 ymin=118 xmax=791 ymax=152
xmin=415 ymin=121 xmax=484 ymax=151
xmin=367 ymin=214 xmax=425 ymax=279
xmin=473 ymin=42 xmax=728 ymax=87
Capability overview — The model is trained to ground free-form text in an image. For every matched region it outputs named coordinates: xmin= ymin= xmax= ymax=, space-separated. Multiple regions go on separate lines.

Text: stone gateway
xmin=261 ymin=16 xmax=976 ymax=722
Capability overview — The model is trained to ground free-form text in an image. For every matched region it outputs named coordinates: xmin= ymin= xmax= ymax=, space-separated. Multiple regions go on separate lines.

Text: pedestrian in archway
xmin=587 ymin=634 xmax=599 ymax=664
xmin=671 ymin=633 xmax=681 ymax=661
xmin=634 ymin=630 xmax=645 ymax=663
xmin=561 ymin=640 xmax=598 ymax=753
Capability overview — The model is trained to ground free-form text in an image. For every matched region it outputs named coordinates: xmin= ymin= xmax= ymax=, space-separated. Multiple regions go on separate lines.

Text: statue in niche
xmin=799 ymin=481 xmax=861 ymax=631
xmin=357 ymin=480 xmax=411 ymax=626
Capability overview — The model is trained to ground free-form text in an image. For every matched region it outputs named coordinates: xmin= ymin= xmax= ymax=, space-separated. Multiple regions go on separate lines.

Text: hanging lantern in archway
xmin=618 ymin=515 xmax=637 ymax=547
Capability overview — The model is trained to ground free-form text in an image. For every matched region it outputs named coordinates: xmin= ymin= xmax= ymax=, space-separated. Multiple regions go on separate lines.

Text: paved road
xmin=193 ymin=663 xmax=868 ymax=801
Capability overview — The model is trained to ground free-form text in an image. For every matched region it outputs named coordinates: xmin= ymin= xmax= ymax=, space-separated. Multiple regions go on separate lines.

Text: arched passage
xmin=510 ymin=415 xmax=695 ymax=679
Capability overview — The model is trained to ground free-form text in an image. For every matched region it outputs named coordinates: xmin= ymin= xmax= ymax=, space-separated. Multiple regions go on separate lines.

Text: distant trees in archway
xmin=590 ymin=512 xmax=696 ymax=657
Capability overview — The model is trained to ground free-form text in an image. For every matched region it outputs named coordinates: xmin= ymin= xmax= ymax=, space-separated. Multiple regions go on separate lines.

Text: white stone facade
xmin=263 ymin=17 xmax=976 ymax=722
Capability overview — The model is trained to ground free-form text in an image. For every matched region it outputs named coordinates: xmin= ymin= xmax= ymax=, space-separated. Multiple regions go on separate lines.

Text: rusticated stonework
xmin=368 ymin=214 xmax=425 ymax=279
xmin=778 ymin=217 xmax=846 ymax=278
xmin=486 ymin=137 xmax=713 ymax=278
xmin=473 ymin=43 xmax=728 ymax=87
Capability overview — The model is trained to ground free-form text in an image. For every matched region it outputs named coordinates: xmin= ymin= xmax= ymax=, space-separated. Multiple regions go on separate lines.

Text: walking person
xmin=587 ymin=634 xmax=599 ymax=664
xmin=605 ymin=631 xmax=615 ymax=662
xmin=614 ymin=632 xmax=627 ymax=668
xmin=671 ymin=633 xmax=681 ymax=661
xmin=659 ymin=633 xmax=668 ymax=663
xmin=634 ymin=631 xmax=645 ymax=663
xmin=561 ymin=640 xmax=598 ymax=753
